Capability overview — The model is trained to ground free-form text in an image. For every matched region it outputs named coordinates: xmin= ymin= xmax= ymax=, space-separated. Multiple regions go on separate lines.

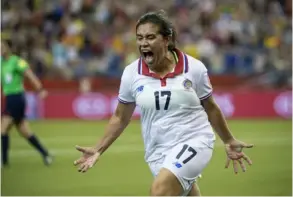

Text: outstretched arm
xmin=74 ymin=65 xmax=136 ymax=172
xmin=201 ymin=96 xmax=234 ymax=144
xmin=202 ymin=96 xmax=253 ymax=174
xmin=95 ymin=102 xmax=136 ymax=155
xmin=24 ymin=69 xmax=48 ymax=98
xmin=24 ymin=69 xmax=43 ymax=92
xmin=74 ymin=102 xmax=136 ymax=173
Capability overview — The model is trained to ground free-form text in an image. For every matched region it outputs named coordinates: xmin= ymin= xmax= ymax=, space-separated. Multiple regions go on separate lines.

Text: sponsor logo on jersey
xmin=173 ymin=161 xmax=182 ymax=168
xmin=136 ymin=85 xmax=144 ymax=93
xmin=182 ymin=79 xmax=192 ymax=90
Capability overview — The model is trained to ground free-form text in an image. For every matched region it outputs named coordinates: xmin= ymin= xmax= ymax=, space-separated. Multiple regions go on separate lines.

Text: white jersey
xmin=118 ymin=49 xmax=215 ymax=162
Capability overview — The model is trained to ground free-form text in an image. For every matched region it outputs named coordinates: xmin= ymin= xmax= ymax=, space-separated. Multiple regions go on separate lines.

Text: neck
xmin=150 ymin=50 xmax=176 ymax=76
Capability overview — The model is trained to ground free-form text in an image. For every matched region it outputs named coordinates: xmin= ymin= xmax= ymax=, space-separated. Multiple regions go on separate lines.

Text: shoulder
xmin=122 ymin=58 xmax=140 ymax=77
xmin=11 ymin=55 xmax=27 ymax=64
xmin=10 ymin=55 xmax=21 ymax=61
xmin=7 ymin=55 xmax=21 ymax=68
xmin=185 ymin=54 xmax=207 ymax=75
xmin=16 ymin=57 xmax=29 ymax=69
xmin=9 ymin=55 xmax=20 ymax=63
xmin=11 ymin=55 xmax=19 ymax=59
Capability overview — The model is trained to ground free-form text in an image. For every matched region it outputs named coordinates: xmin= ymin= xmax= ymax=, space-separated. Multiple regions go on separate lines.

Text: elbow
xmin=120 ymin=116 xmax=131 ymax=127
xmin=110 ymin=114 xmax=130 ymax=128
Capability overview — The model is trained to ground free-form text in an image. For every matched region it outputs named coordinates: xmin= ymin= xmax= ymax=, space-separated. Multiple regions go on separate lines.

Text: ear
xmin=164 ymin=36 xmax=171 ymax=47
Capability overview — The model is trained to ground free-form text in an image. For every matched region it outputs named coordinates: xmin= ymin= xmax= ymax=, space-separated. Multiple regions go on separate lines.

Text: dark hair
xmin=136 ymin=10 xmax=177 ymax=51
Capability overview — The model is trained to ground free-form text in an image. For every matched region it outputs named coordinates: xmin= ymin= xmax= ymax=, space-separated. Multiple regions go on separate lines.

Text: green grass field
xmin=1 ymin=119 xmax=292 ymax=196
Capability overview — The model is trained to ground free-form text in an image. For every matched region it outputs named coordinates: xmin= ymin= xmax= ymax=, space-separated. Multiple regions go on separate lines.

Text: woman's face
xmin=136 ymin=22 xmax=169 ymax=69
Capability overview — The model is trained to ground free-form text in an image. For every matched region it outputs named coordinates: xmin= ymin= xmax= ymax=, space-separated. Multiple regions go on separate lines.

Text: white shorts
xmin=148 ymin=139 xmax=213 ymax=195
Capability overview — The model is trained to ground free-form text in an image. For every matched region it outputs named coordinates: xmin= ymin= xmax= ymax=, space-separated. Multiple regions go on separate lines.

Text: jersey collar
xmin=138 ymin=48 xmax=188 ymax=79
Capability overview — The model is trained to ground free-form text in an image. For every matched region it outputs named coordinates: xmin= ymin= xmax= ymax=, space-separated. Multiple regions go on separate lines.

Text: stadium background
xmin=1 ymin=0 xmax=292 ymax=196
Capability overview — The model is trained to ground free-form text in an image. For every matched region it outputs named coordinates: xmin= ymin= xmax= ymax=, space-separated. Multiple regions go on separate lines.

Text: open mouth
xmin=142 ymin=51 xmax=154 ymax=63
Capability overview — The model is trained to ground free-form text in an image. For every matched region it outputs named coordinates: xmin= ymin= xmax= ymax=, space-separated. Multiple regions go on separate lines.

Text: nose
xmin=140 ymin=38 xmax=149 ymax=47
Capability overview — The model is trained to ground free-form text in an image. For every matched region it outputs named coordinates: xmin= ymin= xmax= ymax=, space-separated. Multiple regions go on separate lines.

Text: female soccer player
xmin=1 ymin=41 xmax=52 ymax=166
xmin=73 ymin=11 xmax=253 ymax=196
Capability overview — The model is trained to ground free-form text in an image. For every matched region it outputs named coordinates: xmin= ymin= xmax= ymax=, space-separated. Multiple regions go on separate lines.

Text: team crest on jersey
xmin=182 ymin=79 xmax=192 ymax=90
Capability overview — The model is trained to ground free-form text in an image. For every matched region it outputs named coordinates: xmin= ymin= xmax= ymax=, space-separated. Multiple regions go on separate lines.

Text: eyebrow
xmin=136 ymin=33 xmax=157 ymax=37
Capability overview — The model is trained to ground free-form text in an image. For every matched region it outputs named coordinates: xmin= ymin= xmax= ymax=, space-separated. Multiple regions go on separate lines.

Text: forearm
xmin=25 ymin=70 xmax=43 ymax=91
xmin=30 ymin=76 xmax=43 ymax=91
xmin=95 ymin=115 xmax=129 ymax=155
xmin=206 ymin=105 xmax=234 ymax=144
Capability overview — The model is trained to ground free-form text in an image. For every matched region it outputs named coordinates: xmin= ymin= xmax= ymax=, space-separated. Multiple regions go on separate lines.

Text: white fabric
xmin=118 ymin=54 xmax=215 ymax=162
xmin=148 ymin=135 xmax=214 ymax=195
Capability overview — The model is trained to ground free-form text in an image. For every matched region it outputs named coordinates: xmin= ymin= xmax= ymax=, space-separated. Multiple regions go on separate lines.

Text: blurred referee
xmin=1 ymin=41 xmax=52 ymax=167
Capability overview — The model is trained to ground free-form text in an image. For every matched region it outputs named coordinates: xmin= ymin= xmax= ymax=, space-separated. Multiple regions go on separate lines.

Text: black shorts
xmin=3 ymin=93 xmax=26 ymax=124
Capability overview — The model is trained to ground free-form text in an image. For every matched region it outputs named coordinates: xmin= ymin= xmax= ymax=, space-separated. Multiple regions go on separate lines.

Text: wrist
xmin=223 ymin=137 xmax=235 ymax=144
xmin=95 ymin=151 xmax=101 ymax=157
xmin=94 ymin=146 xmax=103 ymax=155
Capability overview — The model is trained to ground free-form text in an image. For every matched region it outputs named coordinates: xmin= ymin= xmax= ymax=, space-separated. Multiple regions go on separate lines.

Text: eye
xmin=147 ymin=35 xmax=155 ymax=40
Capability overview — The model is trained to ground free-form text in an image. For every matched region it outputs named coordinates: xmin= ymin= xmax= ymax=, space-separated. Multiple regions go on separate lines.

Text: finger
xmin=75 ymin=145 xmax=87 ymax=153
xmin=81 ymin=164 xmax=90 ymax=173
xmin=78 ymin=163 xmax=89 ymax=173
xmin=78 ymin=163 xmax=85 ymax=172
xmin=242 ymin=154 xmax=253 ymax=165
xmin=238 ymin=159 xmax=246 ymax=172
xmin=242 ymin=144 xmax=254 ymax=148
xmin=225 ymin=157 xmax=231 ymax=168
xmin=233 ymin=160 xmax=238 ymax=174
xmin=81 ymin=160 xmax=93 ymax=173
xmin=74 ymin=158 xmax=85 ymax=166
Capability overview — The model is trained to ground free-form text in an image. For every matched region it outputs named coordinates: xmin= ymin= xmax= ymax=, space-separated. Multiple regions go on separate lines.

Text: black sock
xmin=28 ymin=135 xmax=48 ymax=157
xmin=1 ymin=134 xmax=9 ymax=165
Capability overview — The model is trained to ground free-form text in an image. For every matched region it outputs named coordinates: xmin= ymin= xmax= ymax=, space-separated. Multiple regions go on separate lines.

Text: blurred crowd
xmin=1 ymin=0 xmax=292 ymax=88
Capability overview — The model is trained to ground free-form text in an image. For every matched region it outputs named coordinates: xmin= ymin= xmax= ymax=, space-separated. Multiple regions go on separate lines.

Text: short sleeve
xmin=16 ymin=58 xmax=29 ymax=73
xmin=118 ymin=67 xmax=135 ymax=103
xmin=196 ymin=66 xmax=213 ymax=100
